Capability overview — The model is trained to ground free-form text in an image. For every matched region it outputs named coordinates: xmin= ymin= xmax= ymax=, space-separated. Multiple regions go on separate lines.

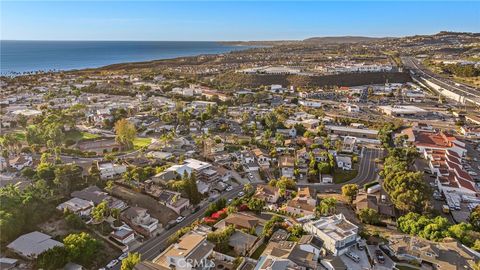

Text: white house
xmin=110 ymin=225 xmax=135 ymax=245
xmin=303 ymin=214 xmax=359 ymax=255
xmin=97 ymin=162 xmax=127 ymax=180
xmin=57 ymin=197 xmax=94 ymax=217
xmin=122 ymin=207 xmax=159 ymax=235
xmin=336 ymin=155 xmax=352 ymax=170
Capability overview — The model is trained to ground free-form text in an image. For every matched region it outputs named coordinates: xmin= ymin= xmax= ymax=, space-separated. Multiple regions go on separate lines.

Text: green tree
xmin=358 ymin=208 xmax=380 ymax=225
xmin=36 ymin=246 xmax=69 ymax=270
xmin=243 ymin=183 xmax=253 ymax=194
xmin=91 ymin=200 xmax=110 ymax=223
xmin=469 ymin=205 xmax=480 ymax=231
xmin=317 ymin=198 xmax=337 ymax=216
xmin=54 ymin=164 xmax=82 ymax=196
xmin=247 ymin=198 xmax=265 ymax=213
xmin=317 ymin=162 xmax=331 ymax=175
xmin=114 ymin=119 xmax=137 ymax=149
xmin=121 ymin=252 xmax=141 ymax=270
xmin=341 ymin=184 xmax=359 ymax=203
xmin=63 ymin=232 xmax=100 ymax=266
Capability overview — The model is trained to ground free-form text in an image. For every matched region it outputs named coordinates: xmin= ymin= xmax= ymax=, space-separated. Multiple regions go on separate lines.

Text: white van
xmin=346 ymin=251 xmax=360 ymax=263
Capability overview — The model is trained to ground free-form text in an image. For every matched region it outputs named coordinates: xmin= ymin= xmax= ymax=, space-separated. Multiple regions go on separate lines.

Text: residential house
xmin=301 ymin=119 xmax=320 ymax=130
xmin=277 ymin=128 xmax=297 ymax=138
xmin=342 ymin=136 xmax=356 ymax=153
xmin=303 ymin=214 xmax=359 ymax=255
xmin=110 ymin=225 xmax=135 ymax=245
xmin=97 ymin=161 xmax=127 ymax=180
xmin=8 ymin=155 xmax=32 ymax=171
xmin=285 ymin=187 xmax=316 ymax=216
xmin=158 ymin=190 xmax=190 ymax=215
xmin=278 ymin=156 xmax=295 ymax=178
xmin=215 ymin=213 xmax=265 ymax=236
xmin=252 ymin=148 xmax=271 ymax=169
xmin=56 ymin=197 xmax=94 ymax=217
xmin=336 ymin=155 xmax=352 ymax=170
xmin=257 ymin=241 xmax=318 ymax=270
xmin=241 ymin=150 xmax=260 ymax=172
xmin=385 ymin=235 xmax=477 ymax=270
xmin=71 ymin=186 xmax=126 ymax=210
xmin=297 ymin=235 xmax=323 ymax=261
xmin=7 ymin=231 xmax=63 ymax=260
xmin=121 ymin=207 xmax=159 ymax=237
xmin=254 ymin=184 xmax=281 ymax=204
xmin=355 ymin=192 xmax=396 ymax=218
xmin=321 ymin=174 xmax=333 ymax=184
xmin=228 ymin=230 xmax=258 ymax=256
xmin=151 ymin=231 xmax=214 ymax=270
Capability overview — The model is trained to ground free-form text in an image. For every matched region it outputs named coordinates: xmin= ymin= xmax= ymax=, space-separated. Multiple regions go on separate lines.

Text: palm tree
xmin=243 ymin=183 xmax=253 ymax=193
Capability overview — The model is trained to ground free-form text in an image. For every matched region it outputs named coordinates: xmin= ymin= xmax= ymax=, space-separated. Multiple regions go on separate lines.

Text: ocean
xmin=0 ymin=40 xmax=251 ymax=75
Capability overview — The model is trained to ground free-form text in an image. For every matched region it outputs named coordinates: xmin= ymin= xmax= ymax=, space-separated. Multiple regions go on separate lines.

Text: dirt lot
xmin=111 ymin=185 xmax=178 ymax=226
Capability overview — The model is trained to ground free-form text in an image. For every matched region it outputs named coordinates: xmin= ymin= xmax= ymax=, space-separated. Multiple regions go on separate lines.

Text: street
xmin=297 ymin=147 xmax=384 ymax=192
xmin=110 ymin=185 xmax=244 ymax=269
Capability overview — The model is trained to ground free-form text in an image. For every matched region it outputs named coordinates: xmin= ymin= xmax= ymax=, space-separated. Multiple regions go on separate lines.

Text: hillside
xmin=303 ymin=36 xmax=388 ymax=44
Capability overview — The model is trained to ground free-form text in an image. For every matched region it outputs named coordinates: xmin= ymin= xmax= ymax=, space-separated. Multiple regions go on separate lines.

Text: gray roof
xmin=7 ymin=231 xmax=63 ymax=259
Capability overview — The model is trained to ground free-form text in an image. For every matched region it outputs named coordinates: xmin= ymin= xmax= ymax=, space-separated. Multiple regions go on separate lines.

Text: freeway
xmin=402 ymin=56 xmax=480 ymax=104
xmin=110 ymin=185 xmax=244 ymax=269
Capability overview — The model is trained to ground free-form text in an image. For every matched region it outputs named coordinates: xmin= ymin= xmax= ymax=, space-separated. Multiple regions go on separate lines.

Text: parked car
xmin=118 ymin=252 xmax=128 ymax=261
xmin=227 ymin=198 xmax=233 ymax=204
xmin=346 ymin=251 xmax=360 ymax=262
xmin=238 ymin=191 xmax=245 ymax=197
xmin=226 ymin=186 xmax=233 ymax=192
xmin=176 ymin=216 xmax=185 ymax=223
xmin=375 ymin=250 xmax=385 ymax=264
xmin=106 ymin=259 xmax=119 ymax=269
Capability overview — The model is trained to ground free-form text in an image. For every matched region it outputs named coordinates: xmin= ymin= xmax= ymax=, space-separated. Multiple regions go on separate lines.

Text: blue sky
xmin=1 ymin=1 xmax=479 ymax=41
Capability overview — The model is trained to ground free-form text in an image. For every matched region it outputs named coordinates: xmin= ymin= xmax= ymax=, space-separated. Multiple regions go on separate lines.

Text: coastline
xmin=0 ymin=41 xmax=256 ymax=77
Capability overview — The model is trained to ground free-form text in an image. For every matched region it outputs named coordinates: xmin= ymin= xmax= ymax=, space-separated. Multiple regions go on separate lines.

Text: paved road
xmin=110 ymin=185 xmax=244 ymax=269
xmin=297 ymin=147 xmax=384 ymax=191
xmin=402 ymin=56 xmax=480 ymax=105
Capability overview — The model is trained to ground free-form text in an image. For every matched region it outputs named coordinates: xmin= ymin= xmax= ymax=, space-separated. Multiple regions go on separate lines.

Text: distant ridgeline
xmin=217 ymin=72 xmax=412 ymax=88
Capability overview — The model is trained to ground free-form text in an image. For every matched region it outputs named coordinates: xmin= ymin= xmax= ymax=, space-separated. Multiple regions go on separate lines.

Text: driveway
xmin=340 ymin=246 xmax=371 ymax=270
xmin=366 ymin=245 xmax=394 ymax=270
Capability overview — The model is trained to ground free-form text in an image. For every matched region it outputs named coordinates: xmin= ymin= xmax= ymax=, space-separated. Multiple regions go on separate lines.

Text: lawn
xmin=133 ymin=137 xmax=152 ymax=149
xmin=64 ymin=130 xmax=100 ymax=141
xmin=333 ymin=169 xmax=358 ymax=184
xmin=0 ymin=132 xmax=26 ymax=144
